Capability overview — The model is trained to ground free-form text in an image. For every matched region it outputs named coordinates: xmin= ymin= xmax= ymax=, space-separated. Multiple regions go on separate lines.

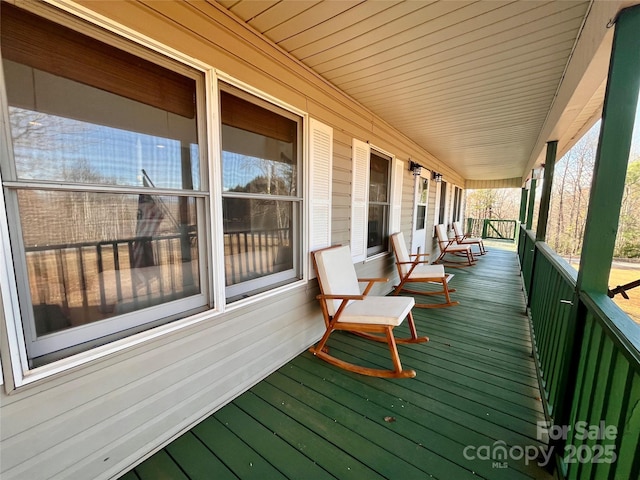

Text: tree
xmin=615 ymin=158 xmax=640 ymax=257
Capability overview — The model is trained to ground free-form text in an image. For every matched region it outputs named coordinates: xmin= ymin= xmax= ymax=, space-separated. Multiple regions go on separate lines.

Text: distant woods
xmin=465 ymin=126 xmax=640 ymax=259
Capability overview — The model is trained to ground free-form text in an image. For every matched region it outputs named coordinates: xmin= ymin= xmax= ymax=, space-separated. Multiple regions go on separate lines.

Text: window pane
xmin=18 ymin=190 xmax=200 ymax=336
xmin=416 ymin=206 xmax=426 ymax=230
xmin=369 ymin=152 xmax=389 ymax=202
xmin=4 ymin=62 xmax=200 ymax=190
xmin=367 ymin=204 xmax=388 ymax=251
xmin=222 ymin=134 xmax=296 ymax=195
xmin=418 ymin=178 xmax=429 ymax=204
xmin=223 ymin=198 xmax=295 ymax=287
xmin=221 ymin=91 xmax=297 ymax=195
xmin=439 ymin=181 xmax=448 ymax=224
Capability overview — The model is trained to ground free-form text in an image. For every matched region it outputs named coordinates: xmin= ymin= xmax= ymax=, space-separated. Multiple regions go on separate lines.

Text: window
xmin=350 ymin=140 xmax=401 ymax=262
xmin=452 ymin=186 xmax=463 ymax=222
xmin=1 ymin=5 xmax=208 ymax=365
xmin=220 ymin=85 xmax=302 ymax=302
xmin=367 ymin=151 xmax=391 ymax=256
xmin=416 ymin=177 xmax=429 ymax=230
xmin=438 ymin=181 xmax=448 ymax=225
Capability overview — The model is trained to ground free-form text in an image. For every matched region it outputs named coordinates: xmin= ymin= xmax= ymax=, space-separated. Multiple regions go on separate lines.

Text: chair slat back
xmin=435 ymin=224 xmax=449 ymax=250
xmin=452 ymin=221 xmax=463 ymax=239
xmin=391 ymin=232 xmax=411 ymax=276
xmin=313 ymin=245 xmax=361 ymax=316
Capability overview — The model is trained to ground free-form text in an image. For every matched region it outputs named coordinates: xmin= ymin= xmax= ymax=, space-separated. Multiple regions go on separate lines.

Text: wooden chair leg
xmin=385 ymin=326 xmax=411 ymax=377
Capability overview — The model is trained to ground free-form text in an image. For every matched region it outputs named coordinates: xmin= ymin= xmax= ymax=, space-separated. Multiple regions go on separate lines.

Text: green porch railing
xmin=466 ymin=218 xmax=517 ymax=240
xmin=518 ymin=227 xmax=536 ymax=297
xmin=520 ymin=225 xmax=640 ymax=478
xmin=528 ymin=242 xmax=578 ymax=421
xmin=562 ymin=293 xmax=640 ymax=479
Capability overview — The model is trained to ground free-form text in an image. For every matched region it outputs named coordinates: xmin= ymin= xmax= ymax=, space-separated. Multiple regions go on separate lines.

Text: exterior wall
xmin=0 ymin=1 xmax=463 ymax=479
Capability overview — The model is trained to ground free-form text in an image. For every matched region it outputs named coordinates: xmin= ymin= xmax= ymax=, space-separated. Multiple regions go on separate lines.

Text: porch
xmin=121 ymin=244 xmax=556 ymax=479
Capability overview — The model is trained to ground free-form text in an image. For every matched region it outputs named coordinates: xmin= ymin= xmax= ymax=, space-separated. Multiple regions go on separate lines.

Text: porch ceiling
xmin=215 ymin=0 xmax=630 ymax=183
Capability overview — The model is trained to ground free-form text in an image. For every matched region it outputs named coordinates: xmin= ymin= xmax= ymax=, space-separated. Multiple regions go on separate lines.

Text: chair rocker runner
xmin=311 ymin=245 xmax=428 ymax=378
xmin=435 ymin=224 xmax=476 ymax=267
xmin=390 ymin=232 xmax=459 ymax=308
xmin=453 ymin=221 xmax=486 ymax=255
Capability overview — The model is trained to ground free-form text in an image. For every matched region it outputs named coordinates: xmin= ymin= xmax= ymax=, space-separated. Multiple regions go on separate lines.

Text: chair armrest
xmin=316 ymin=293 xmax=365 ymax=301
xmin=358 ymin=277 xmax=388 ymax=296
xmin=400 ymin=259 xmax=431 ymax=266
xmin=357 ymin=277 xmax=388 ymax=283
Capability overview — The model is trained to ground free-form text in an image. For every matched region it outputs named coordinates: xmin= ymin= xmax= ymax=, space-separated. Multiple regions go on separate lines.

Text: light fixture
xmin=432 ymin=171 xmax=443 ymax=183
xmin=409 ymin=160 xmax=423 ymax=176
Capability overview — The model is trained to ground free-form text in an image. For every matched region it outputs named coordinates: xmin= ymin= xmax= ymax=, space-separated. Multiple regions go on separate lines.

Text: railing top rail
xmin=536 ymin=242 xmax=578 ymax=287
xmin=581 ymin=291 xmax=640 ymax=371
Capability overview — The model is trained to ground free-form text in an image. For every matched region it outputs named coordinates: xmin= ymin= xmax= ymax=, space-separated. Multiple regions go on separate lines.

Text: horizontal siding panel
xmin=1 ymin=287 xmax=323 ymax=479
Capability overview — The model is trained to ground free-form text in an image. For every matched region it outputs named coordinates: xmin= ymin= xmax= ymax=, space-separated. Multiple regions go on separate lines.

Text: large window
xmin=367 ymin=151 xmax=391 ymax=256
xmin=1 ymin=5 xmax=207 ymax=365
xmin=220 ymin=86 xmax=302 ymax=302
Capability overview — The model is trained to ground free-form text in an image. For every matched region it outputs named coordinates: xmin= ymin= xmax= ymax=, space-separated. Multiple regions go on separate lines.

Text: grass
xmin=609 ymin=266 xmax=640 ymax=325
xmin=568 ymin=261 xmax=640 ymax=325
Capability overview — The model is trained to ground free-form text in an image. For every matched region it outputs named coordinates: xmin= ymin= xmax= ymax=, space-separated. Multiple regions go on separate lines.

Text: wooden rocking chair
xmin=453 ymin=221 xmax=487 ymax=255
xmin=434 ymin=224 xmax=476 ymax=267
xmin=311 ymin=245 xmax=428 ymax=378
xmin=390 ymin=232 xmax=459 ymax=308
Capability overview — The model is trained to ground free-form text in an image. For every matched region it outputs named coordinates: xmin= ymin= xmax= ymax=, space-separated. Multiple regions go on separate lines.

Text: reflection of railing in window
xmin=25 ymin=232 xmax=197 ymax=335
xmin=224 ymin=227 xmax=292 ymax=286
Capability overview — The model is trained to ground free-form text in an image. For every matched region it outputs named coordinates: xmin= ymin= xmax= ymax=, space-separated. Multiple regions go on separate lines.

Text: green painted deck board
xmin=124 ymin=247 xmax=554 ymax=479
xmin=276 ymin=360 xmax=540 ymax=480
xmin=192 ymin=416 xmax=287 ymax=480
xmin=135 ymin=450 xmax=189 ymax=480
xmin=234 ymin=387 xmax=383 ymax=480
xmin=165 ymin=432 xmax=238 ymax=480
xmin=259 ymin=369 xmax=477 ymax=480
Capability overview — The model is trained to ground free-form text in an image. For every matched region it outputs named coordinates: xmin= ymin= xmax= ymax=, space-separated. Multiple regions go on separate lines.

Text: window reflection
xmin=222 ymin=199 xmax=293 ymax=286
xmin=9 ymin=106 xmax=199 ymax=190
xmin=220 ymin=87 xmax=300 ymax=300
xmin=18 ymin=190 xmax=200 ymax=336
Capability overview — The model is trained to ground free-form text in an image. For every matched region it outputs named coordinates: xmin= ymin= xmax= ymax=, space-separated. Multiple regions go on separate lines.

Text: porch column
xmin=525 ymin=176 xmax=537 ymax=230
xmin=577 ymin=5 xmax=640 ymax=294
xmin=518 ymin=187 xmax=528 ymax=224
xmin=535 ymin=141 xmax=557 ymax=242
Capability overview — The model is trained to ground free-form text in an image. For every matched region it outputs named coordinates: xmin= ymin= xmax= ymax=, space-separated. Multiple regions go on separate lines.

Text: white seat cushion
xmin=445 ymin=244 xmax=470 ymax=252
xmin=459 ymin=237 xmax=482 ymax=243
xmin=339 ymin=296 xmax=415 ymax=325
xmin=407 ymin=263 xmax=446 ymax=280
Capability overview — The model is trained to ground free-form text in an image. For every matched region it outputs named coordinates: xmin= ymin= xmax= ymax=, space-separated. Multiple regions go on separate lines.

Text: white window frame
xmin=218 ymin=82 xmax=303 ymax=302
xmin=0 ymin=3 xmax=215 ymax=372
xmin=350 ymin=141 xmax=401 ymax=262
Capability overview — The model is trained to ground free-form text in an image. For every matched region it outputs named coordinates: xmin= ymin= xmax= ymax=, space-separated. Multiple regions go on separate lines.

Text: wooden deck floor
xmin=121 ymin=246 xmax=555 ymax=480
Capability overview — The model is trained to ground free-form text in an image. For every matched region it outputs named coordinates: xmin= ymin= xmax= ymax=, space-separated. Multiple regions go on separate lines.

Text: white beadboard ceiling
xmin=215 ymin=0 xmax=624 ymax=183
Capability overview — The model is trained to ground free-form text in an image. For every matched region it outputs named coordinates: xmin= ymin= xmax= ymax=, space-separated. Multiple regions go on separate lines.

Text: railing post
xmin=577 ymin=6 xmax=640 ymax=295
xmin=555 ymin=6 xmax=640 ymax=477
xmin=536 ymin=141 xmax=557 ymax=242
xmin=525 ymin=177 xmax=536 ymax=230
xmin=519 ymin=187 xmax=528 ymax=224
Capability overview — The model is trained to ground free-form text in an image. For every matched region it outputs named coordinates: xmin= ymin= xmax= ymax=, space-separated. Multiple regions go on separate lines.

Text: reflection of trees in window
xmin=1 ymin=3 xmax=205 ymax=362
xmin=220 ymin=87 xmax=301 ymax=295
